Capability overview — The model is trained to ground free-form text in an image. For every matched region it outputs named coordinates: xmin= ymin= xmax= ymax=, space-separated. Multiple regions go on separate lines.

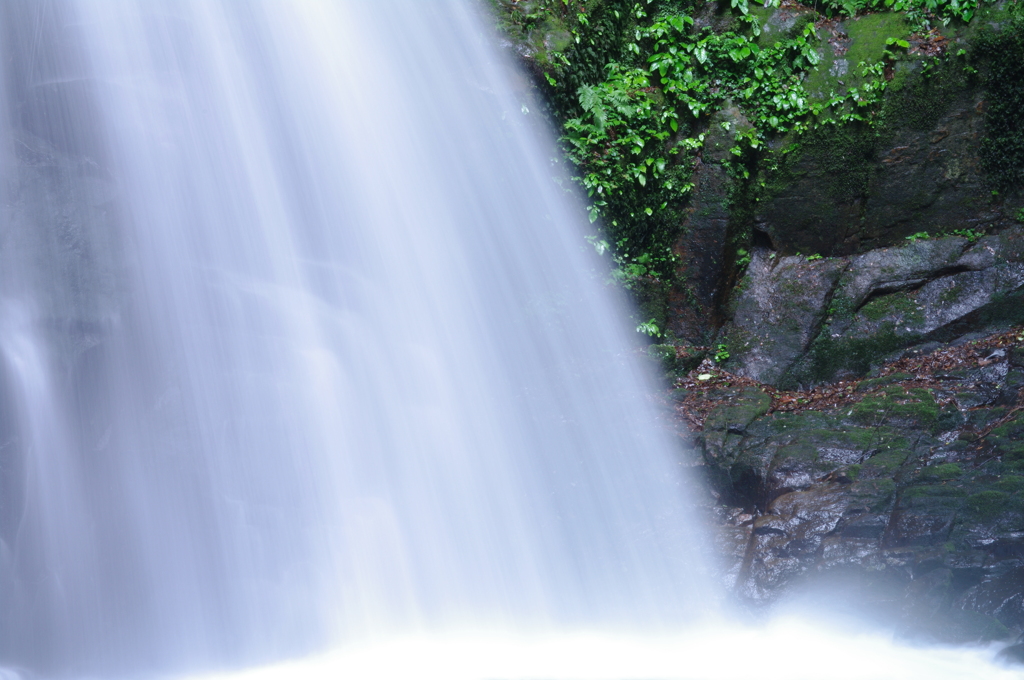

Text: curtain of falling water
xmin=0 ymin=2 xmax=710 ymax=676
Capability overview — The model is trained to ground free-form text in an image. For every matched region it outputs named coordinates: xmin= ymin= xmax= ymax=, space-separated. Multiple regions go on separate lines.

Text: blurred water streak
xmin=0 ymin=2 xmax=707 ymax=676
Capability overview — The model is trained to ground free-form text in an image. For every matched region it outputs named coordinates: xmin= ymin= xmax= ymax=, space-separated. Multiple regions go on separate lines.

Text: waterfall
xmin=0 ymin=2 xmax=707 ymax=675
xmin=0 ymin=2 xmax=1019 ymax=679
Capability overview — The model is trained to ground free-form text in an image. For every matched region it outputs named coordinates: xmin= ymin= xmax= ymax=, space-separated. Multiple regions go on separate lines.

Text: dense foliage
xmin=489 ymin=0 xmax=1004 ymax=337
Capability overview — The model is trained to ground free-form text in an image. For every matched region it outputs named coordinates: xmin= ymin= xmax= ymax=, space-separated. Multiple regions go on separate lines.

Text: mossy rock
xmin=917 ymin=463 xmax=963 ymax=482
xmin=803 ymin=13 xmax=910 ymax=105
xmin=860 ymin=440 xmax=914 ymax=477
xmin=847 ymin=477 xmax=897 ymax=513
xmin=973 ymin=10 xmax=1024 ymax=194
xmin=993 ymin=475 xmax=1024 ymax=493
xmin=987 ymin=412 xmax=1024 ymax=461
xmin=858 ymin=290 xmax=926 ymax=324
xmin=782 ymin=325 xmax=912 ymax=388
xmin=723 ymin=214 xmax=1024 ymax=386
xmin=962 ymin=490 xmax=1019 ymax=523
xmin=701 ymin=387 xmax=773 ymax=489
xmin=847 ymin=386 xmax=957 ymax=435
xmin=749 ymin=23 xmax=1013 ymax=259
xmin=703 ymin=387 xmax=772 ymax=433
xmin=900 ymin=475 xmax=1024 ymax=534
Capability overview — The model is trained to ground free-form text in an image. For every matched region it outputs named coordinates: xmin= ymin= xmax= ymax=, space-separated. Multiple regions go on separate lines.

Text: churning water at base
xmin=0 ymin=2 xmax=1017 ymax=678
xmin=186 ymin=622 xmax=1021 ymax=680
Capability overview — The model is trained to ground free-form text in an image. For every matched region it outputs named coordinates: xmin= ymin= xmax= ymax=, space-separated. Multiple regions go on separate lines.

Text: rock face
xmin=667 ymin=106 xmax=751 ymax=343
xmin=721 ymin=250 xmax=848 ymax=386
xmin=747 ymin=7 xmax=1020 ymax=258
xmin=721 ymin=229 xmax=1024 ymax=388
xmin=756 ymin=61 xmax=1001 ymax=257
xmin=673 ymin=12 xmax=1024 ymax=634
xmin=661 ymin=3 xmax=1024 ymax=348
xmin=695 ymin=335 xmax=1024 ymax=643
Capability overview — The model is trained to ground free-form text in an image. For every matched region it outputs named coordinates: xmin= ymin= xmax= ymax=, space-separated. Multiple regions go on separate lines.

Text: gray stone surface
xmin=723 ymin=249 xmax=848 ymax=385
xmin=695 ymin=352 xmax=1024 ymax=642
xmin=722 ymin=228 xmax=1024 ymax=387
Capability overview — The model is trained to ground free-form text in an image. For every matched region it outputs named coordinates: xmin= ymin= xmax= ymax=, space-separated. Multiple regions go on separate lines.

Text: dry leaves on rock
xmin=672 ymin=326 xmax=1024 ymax=432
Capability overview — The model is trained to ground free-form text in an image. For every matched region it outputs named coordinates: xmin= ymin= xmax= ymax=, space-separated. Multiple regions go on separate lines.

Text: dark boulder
xmin=694 ymin=334 xmax=1024 ymax=642
xmin=721 ymin=228 xmax=1024 ymax=388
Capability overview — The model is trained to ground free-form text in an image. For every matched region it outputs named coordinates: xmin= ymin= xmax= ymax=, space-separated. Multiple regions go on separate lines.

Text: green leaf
xmin=578 ymin=85 xmax=599 ymax=112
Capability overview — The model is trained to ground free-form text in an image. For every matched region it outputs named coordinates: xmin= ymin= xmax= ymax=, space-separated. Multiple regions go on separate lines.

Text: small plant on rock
xmin=951 ymin=228 xmax=985 ymax=242
xmin=735 ymin=248 xmax=752 ymax=270
xmin=714 ymin=343 xmax=731 ymax=363
xmin=636 ymin=318 xmax=662 ymax=337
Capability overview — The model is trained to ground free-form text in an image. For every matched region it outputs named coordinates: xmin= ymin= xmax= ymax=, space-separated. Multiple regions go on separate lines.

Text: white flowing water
xmin=0 ymin=2 xmax=1016 ymax=678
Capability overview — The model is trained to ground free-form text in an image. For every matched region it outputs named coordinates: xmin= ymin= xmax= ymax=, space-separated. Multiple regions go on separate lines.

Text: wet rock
xmin=701 ymin=387 xmax=772 ymax=496
xmin=957 ymin=565 xmax=1024 ymax=630
xmin=740 ymin=484 xmax=851 ymax=599
xmin=692 ymin=332 xmax=1024 ymax=640
xmin=668 ymin=106 xmax=751 ymax=343
xmin=891 ymin=486 xmax=962 ymax=547
xmin=722 ymin=228 xmax=1024 ymax=387
xmin=721 ymin=249 xmax=847 ymax=385
xmin=998 ymin=642 xmax=1024 ymax=665
xmin=849 ymin=385 xmax=962 ymax=435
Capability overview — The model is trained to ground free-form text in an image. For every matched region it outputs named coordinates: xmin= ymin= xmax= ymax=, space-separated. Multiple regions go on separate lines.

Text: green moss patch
xmin=848 ymin=386 xmax=946 ymax=433
xmin=964 ymin=490 xmax=1015 ymax=522
xmin=863 ymin=442 xmax=913 ymax=474
xmin=993 ymin=475 xmax=1024 ymax=493
xmin=918 ymin=463 xmax=963 ymax=481
xmin=987 ymin=413 xmax=1024 ymax=461
xmin=902 ymin=484 xmax=968 ymax=500
xmin=859 ymin=290 xmax=925 ymax=324
xmin=781 ymin=325 xmax=912 ymax=388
